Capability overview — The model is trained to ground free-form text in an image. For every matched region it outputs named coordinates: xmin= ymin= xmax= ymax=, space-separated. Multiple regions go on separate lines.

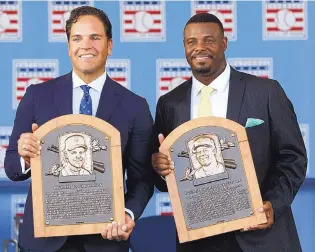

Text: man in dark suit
xmin=152 ymin=13 xmax=307 ymax=252
xmin=5 ymin=6 xmax=154 ymax=252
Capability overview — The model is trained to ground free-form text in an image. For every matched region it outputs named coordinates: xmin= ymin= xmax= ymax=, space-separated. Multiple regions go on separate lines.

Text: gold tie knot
xmin=198 ymin=85 xmax=214 ymax=118
xmin=200 ymin=85 xmax=214 ymax=99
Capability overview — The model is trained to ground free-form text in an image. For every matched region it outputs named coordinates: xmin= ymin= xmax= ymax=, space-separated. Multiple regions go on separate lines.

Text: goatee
xmin=194 ymin=67 xmax=212 ymax=76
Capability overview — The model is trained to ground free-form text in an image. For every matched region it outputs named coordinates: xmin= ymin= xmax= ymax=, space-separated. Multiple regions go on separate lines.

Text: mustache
xmin=192 ymin=53 xmax=214 ymax=60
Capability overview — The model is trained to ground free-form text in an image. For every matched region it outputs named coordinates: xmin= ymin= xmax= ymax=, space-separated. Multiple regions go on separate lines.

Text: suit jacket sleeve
xmin=124 ymin=98 xmax=154 ymax=220
xmin=4 ymin=85 xmax=35 ymax=181
xmin=152 ymin=96 xmax=168 ymax=192
xmin=262 ymin=80 xmax=307 ymax=220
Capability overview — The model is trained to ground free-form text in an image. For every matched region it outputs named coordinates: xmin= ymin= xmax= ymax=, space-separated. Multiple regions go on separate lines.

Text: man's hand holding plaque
xmin=152 ymin=134 xmax=174 ymax=177
xmin=242 ymin=201 xmax=274 ymax=231
xmin=18 ymin=123 xmax=41 ymax=168
xmin=102 ymin=213 xmax=135 ymax=241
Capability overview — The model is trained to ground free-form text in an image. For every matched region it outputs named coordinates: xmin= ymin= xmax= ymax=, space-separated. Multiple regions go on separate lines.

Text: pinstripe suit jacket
xmin=153 ymin=67 xmax=307 ymax=252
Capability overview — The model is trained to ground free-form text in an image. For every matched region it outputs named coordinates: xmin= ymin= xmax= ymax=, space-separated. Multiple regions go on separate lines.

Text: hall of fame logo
xmin=299 ymin=124 xmax=309 ymax=176
xmin=263 ymin=0 xmax=307 ymax=40
xmin=156 ymin=193 xmax=173 ymax=216
xmin=0 ymin=1 xmax=22 ymax=42
xmin=228 ymin=58 xmax=273 ymax=79
xmin=106 ymin=59 xmax=130 ymax=89
xmin=120 ymin=0 xmax=165 ymax=42
xmin=13 ymin=59 xmax=59 ymax=109
xmin=0 ymin=126 xmax=12 ymax=180
xmin=191 ymin=0 xmax=236 ymax=41
xmin=11 ymin=194 xmax=27 ymax=240
xmin=156 ymin=59 xmax=191 ymax=101
xmin=48 ymin=1 xmax=93 ymax=42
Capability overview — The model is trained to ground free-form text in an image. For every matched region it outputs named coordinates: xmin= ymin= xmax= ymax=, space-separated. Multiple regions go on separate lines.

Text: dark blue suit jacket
xmin=5 ymin=72 xmax=154 ymax=252
xmin=153 ymin=68 xmax=307 ymax=252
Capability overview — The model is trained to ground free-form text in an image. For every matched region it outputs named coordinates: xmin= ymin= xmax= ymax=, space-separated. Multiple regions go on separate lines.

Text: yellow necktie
xmin=198 ymin=85 xmax=214 ymax=118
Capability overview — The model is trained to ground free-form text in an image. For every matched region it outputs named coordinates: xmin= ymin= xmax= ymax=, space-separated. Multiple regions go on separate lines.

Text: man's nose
xmin=195 ymin=40 xmax=207 ymax=51
xmin=81 ymin=37 xmax=92 ymax=49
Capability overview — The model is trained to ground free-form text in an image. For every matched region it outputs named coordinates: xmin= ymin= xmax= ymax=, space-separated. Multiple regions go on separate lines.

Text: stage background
xmin=0 ymin=1 xmax=314 ymax=251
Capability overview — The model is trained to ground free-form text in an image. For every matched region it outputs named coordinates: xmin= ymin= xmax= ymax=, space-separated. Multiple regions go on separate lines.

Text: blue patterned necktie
xmin=80 ymin=85 xmax=92 ymax=115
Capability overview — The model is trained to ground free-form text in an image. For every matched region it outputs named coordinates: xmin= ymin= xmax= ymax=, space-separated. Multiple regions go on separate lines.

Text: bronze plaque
xmin=160 ymin=117 xmax=267 ymax=243
xmin=31 ymin=115 xmax=125 ymax=237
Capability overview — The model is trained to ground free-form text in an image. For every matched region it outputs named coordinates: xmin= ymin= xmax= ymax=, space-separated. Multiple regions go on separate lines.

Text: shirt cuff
xmin=125 ymin=208 xmax=134 ymax=220
xmin=20 ymin=157 xmax=31 ymax=174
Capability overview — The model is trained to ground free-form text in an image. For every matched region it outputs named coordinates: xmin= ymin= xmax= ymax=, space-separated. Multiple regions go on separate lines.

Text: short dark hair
xmin=65 ymin=6 xmax=112 ymax=41
xmin=184 ymin=13 xmax=224 ymax=35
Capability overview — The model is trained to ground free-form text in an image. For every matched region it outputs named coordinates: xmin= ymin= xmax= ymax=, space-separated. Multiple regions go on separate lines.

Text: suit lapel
xmin=54 ymin=72 xmax=73 ymax=116
xmin=95 ymin=75 xmax=121 ymax=122
xmin=174 ymin=79 xmax=192 ymax=127
xmin=226 ymin=68 xmax=246 ymax=123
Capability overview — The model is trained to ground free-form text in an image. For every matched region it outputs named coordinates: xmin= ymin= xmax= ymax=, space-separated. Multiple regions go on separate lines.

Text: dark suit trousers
xmin=19 ymin=236 xmax=130 ymax=252
xmin=19 ymin=237 xmax=86 ymax=252
xmin=176 ymin=232 xmax=243 ymax=252
xmin=56 ymin=236 xmax=86 ymax=252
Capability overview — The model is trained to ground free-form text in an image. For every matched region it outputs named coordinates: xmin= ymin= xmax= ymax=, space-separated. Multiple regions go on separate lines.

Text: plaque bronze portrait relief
xmin=45 ymin=131 xmax=106 ymax=182
xmin=31 ymin=115 xmax=125 ymax=237
xmin=160 ymin=117 xmax=267 ymax=243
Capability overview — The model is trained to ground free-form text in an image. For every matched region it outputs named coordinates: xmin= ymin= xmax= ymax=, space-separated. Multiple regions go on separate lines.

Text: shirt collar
xmin=72 ymin=70 xmax=107 ymax=92
xmin=192 ymin=63 xmax=231 ymax=97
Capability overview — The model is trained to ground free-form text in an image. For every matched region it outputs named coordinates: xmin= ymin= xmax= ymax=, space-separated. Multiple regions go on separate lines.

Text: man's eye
xmin=205 ymin=39 xmax=215 ymax=43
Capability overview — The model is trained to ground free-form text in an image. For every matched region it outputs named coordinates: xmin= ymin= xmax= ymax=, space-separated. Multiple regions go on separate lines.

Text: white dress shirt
xmin=72 ymin=70 xmax=106 ymax=116
xmin=191 ymin=63 xmax=231 ymax=119
xmin=21 ymin=70 xmax=134 ymax=220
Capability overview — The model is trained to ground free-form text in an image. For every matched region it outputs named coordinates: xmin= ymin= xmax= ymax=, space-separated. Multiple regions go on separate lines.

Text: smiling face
xmin=63 ymin=135 xmax=88 ymax=170
xmin=68 ymin=15 xmax=112 ymax=82
xmin=195 ymin=146 xmax=213 ymax=166
xmin=194 ymin=138 xmax=216 ymax=166
xmin=66 ymin=147 xmax=86 ymax=169
xmin=184 ymin=22 xmax=227 ymax=78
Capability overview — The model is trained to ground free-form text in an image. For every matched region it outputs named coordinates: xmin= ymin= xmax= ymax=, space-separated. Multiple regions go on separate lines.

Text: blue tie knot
xmin=79 ymin=85 xmax=92 ymax=115
xmin=80 ymin=85 xmax=91 ymax=95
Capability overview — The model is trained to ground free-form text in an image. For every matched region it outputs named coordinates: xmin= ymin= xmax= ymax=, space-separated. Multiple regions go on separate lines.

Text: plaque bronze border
xmin=159 ymin=117 xmax=267 ymax=243
xmin=31 ymin=114 xmax=125 ymax=237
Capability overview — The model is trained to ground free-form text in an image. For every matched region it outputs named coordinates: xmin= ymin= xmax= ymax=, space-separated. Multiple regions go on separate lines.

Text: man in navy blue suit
xmin=151 ymin=13 xmax=307 ymax=252
xmin=5 ymin=6 xmax=154 ymax=252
